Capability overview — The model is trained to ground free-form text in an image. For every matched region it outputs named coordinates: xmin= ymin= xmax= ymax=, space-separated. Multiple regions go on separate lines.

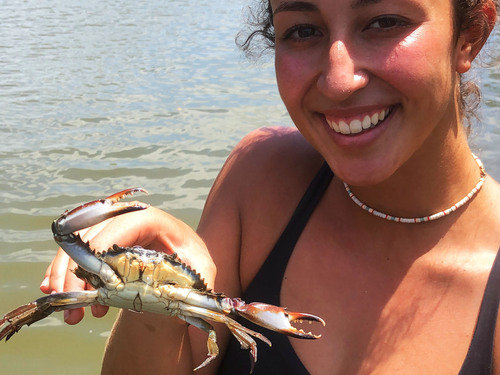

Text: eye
xmin=365 ymin=15 xmax=410 ymax=31
xmin=281 ymin=24 xmax=322 ymax=41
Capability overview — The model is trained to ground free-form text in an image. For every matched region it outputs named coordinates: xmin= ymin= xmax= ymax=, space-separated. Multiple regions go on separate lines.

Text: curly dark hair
xmin=237 ymin=0 xmax=499 ymax=125
xmin=454 ymin=0 xmax=499 ymax=124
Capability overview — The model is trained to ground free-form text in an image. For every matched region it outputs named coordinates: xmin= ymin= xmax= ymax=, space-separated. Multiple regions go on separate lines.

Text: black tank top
xmin=218 ymin=162 xmax=500 ymax=375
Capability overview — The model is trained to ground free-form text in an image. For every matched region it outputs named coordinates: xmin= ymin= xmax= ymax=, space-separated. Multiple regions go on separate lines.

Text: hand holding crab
xmin=0 ymin=188 xmax=325 ymax=372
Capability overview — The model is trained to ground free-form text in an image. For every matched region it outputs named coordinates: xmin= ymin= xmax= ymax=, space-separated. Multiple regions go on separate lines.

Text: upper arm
xmin=190 ymin=126 xmax=321 ymax=372
xmin=196 ymin=126 xmax=317 ymax=295
xmin=189 ymin=129 xmax=271 ymax=372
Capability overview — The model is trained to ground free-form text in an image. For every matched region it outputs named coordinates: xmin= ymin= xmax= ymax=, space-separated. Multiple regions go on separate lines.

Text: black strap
xmin=243 ymin=161 xmax=333 ymax=305
xmin=218 ymin=162 xmax=333 ymax=375
xmin=458 ymin=249 xmax=500 ymax=375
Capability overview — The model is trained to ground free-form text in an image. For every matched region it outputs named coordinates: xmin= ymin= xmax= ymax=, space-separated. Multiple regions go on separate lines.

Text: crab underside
xmin=0 ymin=188 xmax=325 ymax=372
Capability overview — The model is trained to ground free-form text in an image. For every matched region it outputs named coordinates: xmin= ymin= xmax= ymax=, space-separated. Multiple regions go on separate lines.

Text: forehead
xmin=270 ymin=0 xmax=447 ymax=11
xmin=270 ymin=0 xmax=382 ymax=8
xmin=269 ymin=0 xmax=456 ymax=30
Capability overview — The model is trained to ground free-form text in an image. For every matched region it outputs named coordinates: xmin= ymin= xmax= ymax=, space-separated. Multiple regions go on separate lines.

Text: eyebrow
xmin=351 ymin=0 xmax=382 ymax=9
xmin=272 ymin=0 xmax=383 ymax=16
xmin=273 ymin=1 xmax=319 ymax=16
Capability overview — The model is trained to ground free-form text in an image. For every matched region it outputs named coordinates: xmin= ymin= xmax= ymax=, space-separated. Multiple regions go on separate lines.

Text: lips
xmin=325 ymin=106 xmax=393 ymax=135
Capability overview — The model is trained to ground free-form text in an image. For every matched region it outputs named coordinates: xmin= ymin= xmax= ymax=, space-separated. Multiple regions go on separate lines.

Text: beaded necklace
xmin=343 ymin=153 xmax=486 ymax=223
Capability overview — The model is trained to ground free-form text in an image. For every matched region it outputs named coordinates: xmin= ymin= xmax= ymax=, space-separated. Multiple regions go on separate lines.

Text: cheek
xmin=275 ymin=50 xmax=317 ymax=110
xmin=275 ymin=54 xmax=300 ymax=108
xmin=377 ymin=31 xmax=455 ymax=107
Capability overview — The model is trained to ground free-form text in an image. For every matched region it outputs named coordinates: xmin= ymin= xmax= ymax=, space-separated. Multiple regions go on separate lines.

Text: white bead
xmin=343 ymin=153 xmax=485 ymax=224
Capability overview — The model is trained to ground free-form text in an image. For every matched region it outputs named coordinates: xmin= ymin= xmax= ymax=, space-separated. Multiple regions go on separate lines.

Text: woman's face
xmin=271 ymin=0 xmax=471 ymax=185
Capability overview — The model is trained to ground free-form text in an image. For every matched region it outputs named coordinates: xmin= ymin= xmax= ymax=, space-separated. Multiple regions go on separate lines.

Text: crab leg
xmin=0 ymin=291 xmax=99 ymax=342
xmin=180 ymin=316 xmax=220 ymax=371
xmin=158 ymin=284 xmax=324 ymax=339
xmin=51 ymin=188 xmax=149 ymax=284
xmin=177 ymin=305 xmax=271 ymax=372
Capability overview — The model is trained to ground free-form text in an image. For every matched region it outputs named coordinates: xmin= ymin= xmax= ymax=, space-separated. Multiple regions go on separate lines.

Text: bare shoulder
xmin=216 ymin=127 xmax=326 ymax=287
xmin=198 ymin=126 xmax=325 ymax=289
xmin=218 ymin=126 xmax=323 ymax=196
xmin=202 ymin=127 xmax=323 ymax=211
xmin=227 ymin=126 xmax=319 ymax=168
xmin=191 ymin=127 xmax=325 ymax=370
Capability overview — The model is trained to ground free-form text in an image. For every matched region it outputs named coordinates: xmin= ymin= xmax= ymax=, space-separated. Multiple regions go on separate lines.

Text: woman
xmin=41 ymin=0 xmax=500 ymax=373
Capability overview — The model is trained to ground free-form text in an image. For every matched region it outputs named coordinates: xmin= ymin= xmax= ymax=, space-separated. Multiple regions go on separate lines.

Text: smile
xmin=325 ymin=107 xmax=393 ymax=135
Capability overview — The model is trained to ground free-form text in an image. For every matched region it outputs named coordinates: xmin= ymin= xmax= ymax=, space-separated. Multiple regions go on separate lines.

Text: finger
xmin=91 ymin=305 xmax=109 ymax=318
xmin=84 ymin=275 xmax=110 ymax=318
xmin=79 ymin=219 xmax=112 ymax=244
xmin=41 ymin=226 xmax=91 ymax=293
xmin=40 ymin=258 xmax=56 ymax=293
xmin=62 ymin=259 xmax=92 ymax=324
xmin=64 ymin=308 xmax=85 ymax=325
xmin=42 ymin=218 xmax=117 ymax=323
xmin=88 ymin=214 xmax=151 ymax=248
xmin=63 ymin=258 xmax=86 ymax=292
xmin=43 ymin=248 xmax=70 ymax=293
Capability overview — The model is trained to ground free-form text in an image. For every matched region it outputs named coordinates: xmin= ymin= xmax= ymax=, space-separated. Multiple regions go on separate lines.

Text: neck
xmin=346 ymin=131 xmax=481 ymax=220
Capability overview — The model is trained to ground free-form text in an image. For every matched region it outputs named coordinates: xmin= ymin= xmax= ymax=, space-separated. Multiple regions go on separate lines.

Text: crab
xmin=0 ymin=188 xmax=325 ymax=371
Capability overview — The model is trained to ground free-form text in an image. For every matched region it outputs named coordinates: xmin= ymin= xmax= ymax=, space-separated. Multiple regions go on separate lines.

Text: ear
xmin=455 ymin=0 xmax=497 ymax=74
xmin=455 ymin=33 xmax=474 ymax=74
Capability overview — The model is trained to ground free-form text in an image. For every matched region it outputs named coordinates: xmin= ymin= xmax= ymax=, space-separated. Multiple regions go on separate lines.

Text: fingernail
xmin=64 ymin=310 xmax=70 ymax=323
xmin=40 ymin=277 xmax=48 ymax=288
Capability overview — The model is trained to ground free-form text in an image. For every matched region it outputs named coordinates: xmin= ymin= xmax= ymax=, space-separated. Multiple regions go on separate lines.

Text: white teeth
xmin=328 ymin=119 xmax=340 ymax=132
xmin=362 ymin=115 xmax=371 ymax=129
xmin=339 ymin=120 xmax=350 ymax=134
xmin=350 ymin=119 xmax=362 ymax=134
xmin=327 ymin=107 xmax=390 ymax=135
xmin=333 ymin=122 xmax=340 ymax=132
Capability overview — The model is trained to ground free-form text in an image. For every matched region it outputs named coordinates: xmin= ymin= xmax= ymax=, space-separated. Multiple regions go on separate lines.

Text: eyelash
xmin=281 ymin=24 xmax=322 ymax=42
xmin=365 ymin=15 xmax=411 ymax=31
xmin=279 ymin=15 xmax=411 ymax=43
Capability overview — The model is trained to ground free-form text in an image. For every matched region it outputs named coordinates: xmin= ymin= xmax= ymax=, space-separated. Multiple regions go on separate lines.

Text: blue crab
xmin=0 ymin=188 xmax=325 ymax=371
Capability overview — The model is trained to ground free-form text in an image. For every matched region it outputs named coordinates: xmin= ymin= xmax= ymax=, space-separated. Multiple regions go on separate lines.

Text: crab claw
xmin=50 ymin=188 xmax=150 ymax=283
xmin=52 ymin=187 xmax=149 ymax=235
xmin=233 ymin=301 xmax=325 ymax=339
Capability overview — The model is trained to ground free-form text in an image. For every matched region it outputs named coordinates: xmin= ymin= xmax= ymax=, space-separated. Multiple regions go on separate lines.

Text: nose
xmin=317 ymin=40 xmax=368 ymax=101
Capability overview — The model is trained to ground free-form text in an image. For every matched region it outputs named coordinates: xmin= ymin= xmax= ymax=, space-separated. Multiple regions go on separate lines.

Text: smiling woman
xmin=271 ymin=0 xmax=488 ymax=187
xmin=241 ymin=0 xmax=499 ymax=125
xmin=35 ymin=0 xmax=500 ymax=374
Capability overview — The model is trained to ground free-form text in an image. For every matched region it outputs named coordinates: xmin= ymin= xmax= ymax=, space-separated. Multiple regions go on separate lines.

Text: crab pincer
xmin=232 ymin=300 xmax=326 ymax=339
xmin=50 ymin=188 xmax=150 ymax=282
xmin=52 ymin=187 xmax=150 ymax=236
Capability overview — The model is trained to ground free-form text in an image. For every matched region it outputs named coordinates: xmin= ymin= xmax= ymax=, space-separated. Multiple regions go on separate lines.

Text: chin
xmin=328 ymin=157 xmax=397 ymax=187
